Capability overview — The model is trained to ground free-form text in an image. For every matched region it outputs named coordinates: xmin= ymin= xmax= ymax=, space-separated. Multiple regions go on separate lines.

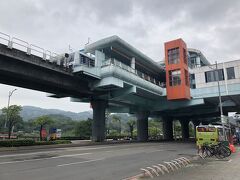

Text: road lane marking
xmin=57 ymin=158 xmax=105 ymax=167
xmin=0 ymin=145 xmax=127 ymax=158
xmin=0 ymin=153 xmax=91 ymax=165
xmin=0 ymin=143 xmax=170 ymax=158
xmin=0 ymin=146 xmax=111 ymax=158
xmin=0 ymin=151 xmax=62 ymax=158
xmin=146 ymin=149 xmax=165 ymax=153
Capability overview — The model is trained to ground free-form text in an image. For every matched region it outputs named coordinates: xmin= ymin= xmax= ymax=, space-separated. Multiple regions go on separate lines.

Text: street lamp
xmin=208 ymin=61 xmax=226 ymax=140
xmin=4 ymin=89 xmax=18 ymax=129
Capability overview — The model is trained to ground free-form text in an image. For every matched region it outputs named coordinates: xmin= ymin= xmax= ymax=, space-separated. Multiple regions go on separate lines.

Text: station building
xmin=69 ymin=36 xmax=240 ymax=141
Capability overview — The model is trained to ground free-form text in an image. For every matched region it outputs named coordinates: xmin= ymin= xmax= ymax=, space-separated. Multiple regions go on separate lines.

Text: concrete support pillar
xmin=179 ymin=119 xmax=190 ymax=140
xmin=91 ymin=100 xmax=107 ymax=142
xmin=131 ymin=57 xmax=135 ymax=71
xmin=136 ymin=111 xmax=149 ymax=142
xmin=162 ymin=117 xmax=173 ymax=140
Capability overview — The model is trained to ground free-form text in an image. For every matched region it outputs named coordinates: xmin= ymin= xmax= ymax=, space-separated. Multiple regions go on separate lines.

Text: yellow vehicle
xmin=196 ymin=125 xmax=229 ymax=146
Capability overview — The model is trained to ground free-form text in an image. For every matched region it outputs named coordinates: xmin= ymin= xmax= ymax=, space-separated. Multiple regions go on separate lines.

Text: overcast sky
xmin=0 ymin=0 xmax=240 ymax=112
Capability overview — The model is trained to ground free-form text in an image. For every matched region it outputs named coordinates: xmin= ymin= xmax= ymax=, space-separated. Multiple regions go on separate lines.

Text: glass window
xmin=226 ymin=67 xmax=235 ymax=80
xmin=205 ymin=69 xmax=224 ymax=83
xmin=185 ymin=70 xmax=189 ymax=86
xmin=217 ymin=69 xmax=225 ymax=81
xmin=190 ymin=74 xmax=196 ymax=89
xmin=190 ymin=57 xmax=196 ymax=68
xmin=197 ymin=127 xmax=216 ymax=132
xmin=169 ymin=69 xmax=181 ymax=86
xmin=168 ymin=48 xmax=180 ymax=64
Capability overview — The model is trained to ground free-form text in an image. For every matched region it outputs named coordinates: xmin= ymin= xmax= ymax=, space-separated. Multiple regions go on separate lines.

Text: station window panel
xmin=168 ymin=47 xmax=180 ymax=64
xmin=226 ymin=67 xmax=235 ymax=80
xmin=185 ymin=69 xmax=189 ymax=86
xmin=217 ymin=69 xmax=225 ymax=81
xmin=80 ymin=55 xmax=86 ymax=64
xmin=169 ymin=69 xmax=181 ymax=86
xmin=190 ymin=57 xmax=195 ymax=68
xmin=190 ymin=74 xmax=196 ymax=89
xmin=205 ymin=69 xmax=225 ymax=83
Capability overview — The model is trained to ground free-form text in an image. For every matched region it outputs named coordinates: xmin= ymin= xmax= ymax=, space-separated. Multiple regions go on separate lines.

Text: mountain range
xmin=20 ymin=106 xmax=93 ymax=121
xmin=0 ymin=106 xmax=134 ymax=122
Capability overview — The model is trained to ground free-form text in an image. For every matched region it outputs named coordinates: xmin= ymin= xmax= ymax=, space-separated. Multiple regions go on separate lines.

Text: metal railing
xmin=0 ymin=32 xmax=10 ymax=46
xmin=0 ymin=31 xmax=68 ymax=70
xmin=102 ymin=58 xmax=166 ymax=88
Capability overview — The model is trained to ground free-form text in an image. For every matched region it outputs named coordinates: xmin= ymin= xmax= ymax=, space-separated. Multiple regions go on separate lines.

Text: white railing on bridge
xmin=0 ymin=31 xmax=65 ymax=68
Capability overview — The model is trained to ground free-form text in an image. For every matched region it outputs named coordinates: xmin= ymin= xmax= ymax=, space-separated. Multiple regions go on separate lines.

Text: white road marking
xmin=106 ymin=150 xmax=112 ymax=153
xmin=0 ymin=145 xmax=130 ymax=158
xmin=63 ymin=146 xmax=112 ymax=152
xmin=0 ymin=153 xmax=91 ymax=165
xmin=57 ymin=158 xmax=105 ymax=167
xmin=146 ymin=149 xmax=165 ymax=153
xmin=0 ymin=150 xmax=62 ymax=158
xmin=0 ymin=143 xmax=169 ymax=159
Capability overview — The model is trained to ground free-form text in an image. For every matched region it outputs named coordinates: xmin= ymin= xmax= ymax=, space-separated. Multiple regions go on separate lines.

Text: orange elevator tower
xmin=165 ymin=39 xmax=190 ymax=100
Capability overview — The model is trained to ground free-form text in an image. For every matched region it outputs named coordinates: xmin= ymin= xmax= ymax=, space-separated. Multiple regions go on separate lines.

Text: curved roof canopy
xmin=84 ymin=35 xmax=165 ymax=74
xmin=188 ymin=48 xmax=211 ymax=66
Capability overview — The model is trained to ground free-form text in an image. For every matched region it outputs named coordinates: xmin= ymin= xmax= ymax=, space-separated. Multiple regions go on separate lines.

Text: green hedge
xmin=0 ymin=139 xmax=71 ymax=147
xmin=35 ymin=140 xmax=71 ymax=145
xmin=60 ymin=136 xmax=90 ymax=140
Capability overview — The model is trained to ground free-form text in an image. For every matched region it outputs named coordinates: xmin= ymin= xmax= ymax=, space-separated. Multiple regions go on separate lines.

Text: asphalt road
xmin=0 ymin=142 xmax=196 ymax=180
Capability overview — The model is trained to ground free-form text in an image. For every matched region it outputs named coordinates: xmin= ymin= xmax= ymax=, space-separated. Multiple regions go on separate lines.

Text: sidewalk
xmin=151 ymin=146 xmax=240 ymax=180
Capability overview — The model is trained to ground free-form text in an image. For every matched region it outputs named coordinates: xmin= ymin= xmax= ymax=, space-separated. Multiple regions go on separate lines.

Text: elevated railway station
xmin=0 ymin=32 xmax=240 ymax=142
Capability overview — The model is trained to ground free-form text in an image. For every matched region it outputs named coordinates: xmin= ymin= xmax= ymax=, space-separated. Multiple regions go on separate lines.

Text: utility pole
xmin=214 ymin=62 xmax=226 ymax=140
xmin=4 ymin=89 xmax=17 ymax=129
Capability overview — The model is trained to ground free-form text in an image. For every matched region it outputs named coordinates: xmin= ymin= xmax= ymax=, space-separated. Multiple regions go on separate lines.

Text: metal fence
xmin=0 ymin=31 xmax=63 ymax=67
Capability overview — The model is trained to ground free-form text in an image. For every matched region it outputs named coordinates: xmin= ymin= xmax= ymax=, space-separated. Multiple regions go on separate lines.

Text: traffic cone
xmin=229 ymin=144 xmax=236 ymax=153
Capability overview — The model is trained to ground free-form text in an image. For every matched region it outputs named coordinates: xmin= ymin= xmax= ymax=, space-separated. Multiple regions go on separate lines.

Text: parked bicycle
xmin=201 ymin=142 xmax=231 ymax=159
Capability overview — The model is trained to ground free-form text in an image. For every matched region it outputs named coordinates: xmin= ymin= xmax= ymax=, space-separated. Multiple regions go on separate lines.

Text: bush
xmin=0 ymin=139 xmax=35 ymax=147
xmin=35 ymin=140 xmax=71 ymax=145
xmin=60 ymin=136 xmax=90 ymax=140
xmin=0 ymin=139 xmax=71 ymax=147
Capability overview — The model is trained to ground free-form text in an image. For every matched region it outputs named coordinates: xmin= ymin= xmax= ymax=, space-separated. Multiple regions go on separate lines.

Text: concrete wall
xmin=191 ymin=60 xmax=240 ymax=90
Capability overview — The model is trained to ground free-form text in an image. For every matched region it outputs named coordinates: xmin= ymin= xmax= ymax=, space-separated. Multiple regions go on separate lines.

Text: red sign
xmin=41 ymin=128 xmax=47 ymax=138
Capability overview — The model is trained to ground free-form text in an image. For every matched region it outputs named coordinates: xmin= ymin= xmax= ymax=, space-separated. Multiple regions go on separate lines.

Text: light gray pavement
xmin=0 ymin=142 xmax=196 ymax=180
xmin=148 ymin=146 xmax=240 ymax=180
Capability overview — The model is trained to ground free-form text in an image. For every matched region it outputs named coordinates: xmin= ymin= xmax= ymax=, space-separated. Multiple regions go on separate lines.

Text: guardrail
xmin=0 ymin=31 xmax=67 ymax=69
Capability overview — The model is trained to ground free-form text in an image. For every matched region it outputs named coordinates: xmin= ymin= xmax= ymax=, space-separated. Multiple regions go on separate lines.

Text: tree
xmin=2 ymin=105 xmax=22 ymax=139
xmin=33 ymin=115 xmax=53 ymax=141
xmin=74 ymin=118 xmax=92 ymax=138
xmin=127 ymin=119 xmax=136 ymax=138
xmin=0 ymin=114 xmax=6 ymax=132
xmin=110 ymin=115 xmax=121 ymax=135
xmin=148 ymin=119 xmax=162 ymax=139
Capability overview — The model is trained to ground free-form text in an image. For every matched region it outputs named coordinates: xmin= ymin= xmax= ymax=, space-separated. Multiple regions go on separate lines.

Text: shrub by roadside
xmin=0 ymin=139 xmax=71 ymax=147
